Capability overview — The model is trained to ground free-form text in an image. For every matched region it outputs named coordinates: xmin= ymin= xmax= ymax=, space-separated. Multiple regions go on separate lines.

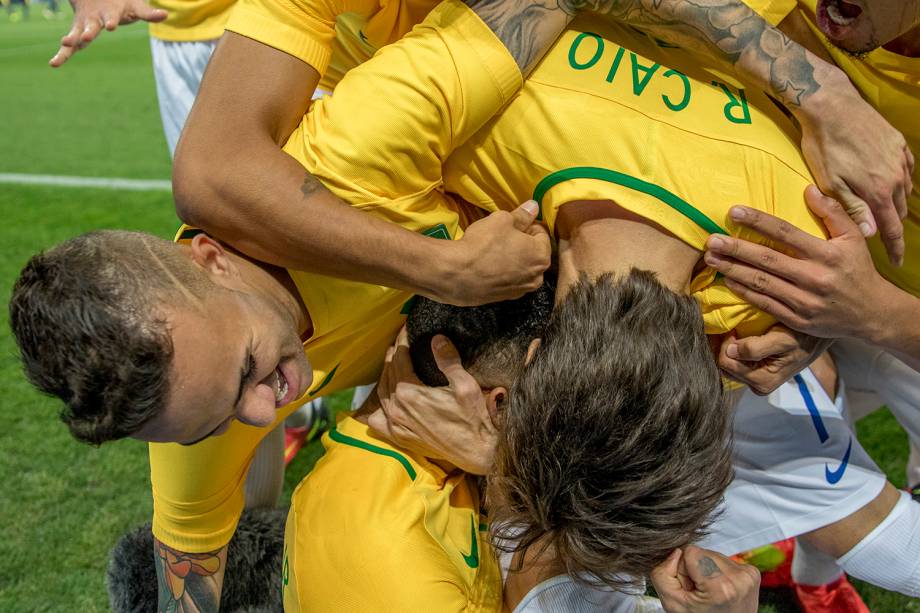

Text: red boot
xmin=794 ymin=574 xmax=870 ymax=613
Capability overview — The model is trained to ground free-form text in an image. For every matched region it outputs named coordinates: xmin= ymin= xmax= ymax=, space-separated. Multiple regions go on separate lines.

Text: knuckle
xmin=758 ymin=250 xmax=777 ymax=268
xmin=751 ymin=272 xmax=770 ymax=292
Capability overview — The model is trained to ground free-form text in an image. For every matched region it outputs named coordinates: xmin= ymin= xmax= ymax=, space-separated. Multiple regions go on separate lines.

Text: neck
xmin=555 ymin=200 xmax=698 ymax=299
xmin=884 ymin=24 xmax=920 ymax=56
xmin=228 ymin=250 xmax=312 ymax=338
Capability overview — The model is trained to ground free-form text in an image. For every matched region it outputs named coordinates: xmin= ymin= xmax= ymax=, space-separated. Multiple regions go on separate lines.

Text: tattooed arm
xmin=154 ymin=537 xmax=227 ymax=613
xmin=571 ymin=0 xmax=911 ymax=265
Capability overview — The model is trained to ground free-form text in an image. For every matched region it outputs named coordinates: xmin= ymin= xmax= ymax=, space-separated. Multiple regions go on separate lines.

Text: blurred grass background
xmin=0 ymin=8 xmax=916 ymax=611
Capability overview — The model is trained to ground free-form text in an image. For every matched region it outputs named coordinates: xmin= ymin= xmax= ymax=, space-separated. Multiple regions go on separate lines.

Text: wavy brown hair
xmin=488 ymin=270 xmax=732 ymax=589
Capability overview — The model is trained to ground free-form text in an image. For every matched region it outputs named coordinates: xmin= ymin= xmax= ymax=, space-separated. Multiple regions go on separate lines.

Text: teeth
xmin=273 ymin=369 xmax=288 ymax=403
xmin=827 ymin=2 xmax=856 ymax=25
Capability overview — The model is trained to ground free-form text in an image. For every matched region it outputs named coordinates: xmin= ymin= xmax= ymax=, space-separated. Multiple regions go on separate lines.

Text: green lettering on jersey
xmin=568 ymin=32 xmax=605 ymax=70
xmin=661 ymin=69 xmax=691 ymax=112
xmin=629 ymin=53 xmax=660 ymax=96
xmin=605 ymin=46 xmax=626 ymax=83
xmin=712 ymin=81 xmax=752 ymax=124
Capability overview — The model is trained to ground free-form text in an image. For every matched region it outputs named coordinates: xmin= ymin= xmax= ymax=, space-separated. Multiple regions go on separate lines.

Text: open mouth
xmin=818 ymin=0 xmax=863 ymax=31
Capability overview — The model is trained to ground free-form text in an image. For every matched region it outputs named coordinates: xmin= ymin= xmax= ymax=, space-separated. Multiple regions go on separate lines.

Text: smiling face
xmin=815 ymin=0 xmax=920 ymax=52
xmin=133 ymin=237 xmax=312 ymax=445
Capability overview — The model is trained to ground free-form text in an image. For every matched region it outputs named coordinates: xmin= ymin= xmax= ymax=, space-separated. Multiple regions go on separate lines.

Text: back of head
xmin=489 ymin=269 xmax=731 ymax=588
xmin=9 ymin=230 xmax=208 ymax=444
xmin=406 ymin=278 xmax=555 ymax=389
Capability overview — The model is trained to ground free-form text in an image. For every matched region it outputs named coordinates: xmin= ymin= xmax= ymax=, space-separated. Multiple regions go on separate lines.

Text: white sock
xmin=837 ymin=491 xmax=920 ymax=597
xmin=792 ymin=537 xmax=844 ymax=587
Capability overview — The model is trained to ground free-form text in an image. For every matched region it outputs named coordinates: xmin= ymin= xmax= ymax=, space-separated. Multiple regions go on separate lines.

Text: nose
xmin=236 ymin=383 xmax=277 ymax=428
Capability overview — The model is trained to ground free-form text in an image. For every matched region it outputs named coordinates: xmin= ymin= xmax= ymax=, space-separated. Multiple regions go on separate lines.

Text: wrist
xmin=792 ymin=64 xmax=858 ymax=123
xmin=862 ymin=280 xmax=909 ymax=346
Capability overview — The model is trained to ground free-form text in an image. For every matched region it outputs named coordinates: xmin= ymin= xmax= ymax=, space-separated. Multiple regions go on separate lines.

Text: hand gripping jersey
xmin=744 ymin=0 xmax=920 ymax=296
xmin=444 ymin=16 xmax=828 ymax=337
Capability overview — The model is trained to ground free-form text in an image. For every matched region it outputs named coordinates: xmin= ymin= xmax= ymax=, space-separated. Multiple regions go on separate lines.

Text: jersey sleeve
xmin=224 ymin=0 xmax=359 ymax=75
xmin=283 ymin=0 xmax=521 ymax=205
xmin=149 ymin=417 xmax=276 ymax=552
xmin=741 ymin=0 xmax=798 ymax=26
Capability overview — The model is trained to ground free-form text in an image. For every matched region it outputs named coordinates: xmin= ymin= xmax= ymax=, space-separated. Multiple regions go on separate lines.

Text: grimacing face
xmin=815 ymin=0 xmax=920 ymax=52
xmin=133 ymin=239 xmax=312 ymax=445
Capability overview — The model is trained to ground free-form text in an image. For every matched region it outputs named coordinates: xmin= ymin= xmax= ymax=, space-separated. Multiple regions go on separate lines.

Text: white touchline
xmin=0 ymin=173 xmax=171 ymax=191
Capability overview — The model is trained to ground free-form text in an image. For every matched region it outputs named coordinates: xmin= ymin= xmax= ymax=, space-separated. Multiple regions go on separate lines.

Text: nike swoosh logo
xmin=359 ymin=30 xmax=369 ymax=44
xmin=825 ymin=437 xmax=853 ymax=485
xmin=460 ymin=515 xmax=479 ymax=569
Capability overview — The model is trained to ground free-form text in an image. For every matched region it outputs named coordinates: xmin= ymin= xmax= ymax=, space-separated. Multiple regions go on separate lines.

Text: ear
xmin=486 ymin=386 xmax=507 ymax=427
xmin=524 ymin=338 xmax=542 ymax=366
xmin=189 ymin=234 xmax=238 ymax=279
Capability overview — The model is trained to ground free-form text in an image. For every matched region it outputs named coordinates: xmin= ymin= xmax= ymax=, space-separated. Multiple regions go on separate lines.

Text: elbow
xmin=172 ymin=144 xmax=219 ymax=228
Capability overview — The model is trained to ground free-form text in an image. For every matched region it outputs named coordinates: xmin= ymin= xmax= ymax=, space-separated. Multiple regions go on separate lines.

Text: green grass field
xmin=0 ymin=11 xmax=917 ymax=612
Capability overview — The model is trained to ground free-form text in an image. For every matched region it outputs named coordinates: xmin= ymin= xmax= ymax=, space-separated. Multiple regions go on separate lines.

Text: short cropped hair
xmin=488 ymin=270 xmax=732 ymax=589
xmin=406 ymin=278 xmax=554 ymax=388
xmin=9 ymin=230 xmax=209 ymax=444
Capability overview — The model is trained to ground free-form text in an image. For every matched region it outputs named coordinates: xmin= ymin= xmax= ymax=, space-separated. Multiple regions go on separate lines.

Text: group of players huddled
xmin=10 ymin=0 xmax=920 ymax=611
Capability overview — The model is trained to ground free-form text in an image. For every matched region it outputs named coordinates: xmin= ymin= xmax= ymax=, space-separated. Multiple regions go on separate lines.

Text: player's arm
xmin=153 ymin=537 xmax=227 ymax=612
xmin=704 ymin=186 xmax=920 ymax=373
xmin=173 ymin=0 xmax=566 ymax=308
xmin=593 ymin=0 xmax=912 ymax=265
xmin=49 ymin=0 xmax=167 ymax=67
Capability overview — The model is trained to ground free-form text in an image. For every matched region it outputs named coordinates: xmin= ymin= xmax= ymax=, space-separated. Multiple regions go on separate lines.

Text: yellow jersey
xmin=149 ymin=0 xmax=235 ymax=42
xmin=744 ymin=0 xmax=920 ymax=296
xmin=283 ymin=416 xmax=502 ymax=611
xmin=443 ymin=17 xmax=827 ymax=337
xmin=224 ymin=0 xmax=438 ymax=91
xmin=149 ymin=0 xmax=516 ymax=553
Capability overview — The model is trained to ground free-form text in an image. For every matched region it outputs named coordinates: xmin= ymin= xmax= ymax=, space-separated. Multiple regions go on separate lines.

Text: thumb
xmin=510 ymin=200 xmax=540 ymax=231
xmin=829 ymin=184 xmax=875 ymax=238
xmin=650 ymin=549 xmax=690 ymax=606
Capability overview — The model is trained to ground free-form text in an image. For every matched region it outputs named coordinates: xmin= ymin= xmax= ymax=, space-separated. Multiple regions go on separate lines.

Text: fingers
xmin=721 ymin=278 xmax=804 ymax=331
xmin=132 ymin=0 xmax=168 ymax=22
xmin=705 ymin=237 xmax=802 ymax=287
xmin=872 ymin=199 xmax=905 ymax=266
xmin=683 ymin=545 xmax=761 ymax=609
xmin=50 ymin=21 xmax=84 ymax=67
xmin=80 ymin=16 xmax=105 ymax=44
xmin=432 ymin=335 xmax=481 ymax=404
xmin=802 ymin=185 xmax=861 ymax=240
xmin=649 ymin=549 xmax=689 ymax=603
xmin=724 ymin=327 xmax=796 ymax=362
xmin=510 ymin=199 xmax=540 ymax=231
xmin=830 ymin=180 xmax=876 ymax=238
xmin=725 ymin=206 xmax=822 ymax=256
xmin=49 ymin=43 xmax=78 ymax=67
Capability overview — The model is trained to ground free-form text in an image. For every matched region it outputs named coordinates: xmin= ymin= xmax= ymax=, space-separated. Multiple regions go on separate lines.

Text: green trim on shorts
xmin=532 ymin=167 xmax=728 ymax=236
xmin=329 ymin=426 xmax=418 ymax=481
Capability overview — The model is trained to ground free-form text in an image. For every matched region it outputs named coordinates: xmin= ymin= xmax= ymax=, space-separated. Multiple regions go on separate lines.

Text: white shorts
xmin=832 ymin=338 xmax=920 ymax=487
xmin=701 ymin=368 xmax=887 ymax=555
xmin=150 ymin=37 xmax=218 ymax=156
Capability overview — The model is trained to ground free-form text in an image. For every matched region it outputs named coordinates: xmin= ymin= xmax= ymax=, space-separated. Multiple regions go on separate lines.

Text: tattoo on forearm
xmin=301 ymin=173 xmax=329 ymax=198
xmin=154 ymin=538 xmax=223 ymax=613
xmin=698 ymin=555 xmax=723 ymax=578
xmin=465 ymin=0 xmax=821 ymax=107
